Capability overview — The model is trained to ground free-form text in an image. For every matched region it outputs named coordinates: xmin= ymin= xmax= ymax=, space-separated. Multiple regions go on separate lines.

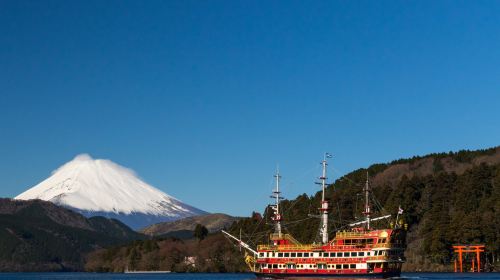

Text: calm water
xmin=0 ymin=273 xmax=498 ymax=280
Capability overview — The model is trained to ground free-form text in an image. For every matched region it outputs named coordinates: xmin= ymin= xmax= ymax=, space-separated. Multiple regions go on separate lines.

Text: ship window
xmin=333 ymin=252 xmax=338 ymax=257
xmin=297 ymin=252 xmax=303 ymax=257
xmin=345 ymin=252 xmax=350 ymax=257
xmin=350 ymin=264 xmax=356 ymax=269
xmin=291 ymin=252 xmax=296 ymax=257
xmin=278 ymin=253 xmax=283 ymax=258
xmin=304 ymin=253 xmax=309 ymax=257
xmin=359 ymin=252 xmax=364 ymax=256
xmin=272 ymin=264 xmax=278 ymax=269
xmin=336 ymin=264 xmax=341 ymax=269
xmin=284 ymin=253 xmax=290 ymax=258
xmin=351 ymin=252 xmax=357 ymax=257
xmin=259 ymin=252 xmax=264 ymax=257
xmin=342 ymin=264 xmax=348 ymax=269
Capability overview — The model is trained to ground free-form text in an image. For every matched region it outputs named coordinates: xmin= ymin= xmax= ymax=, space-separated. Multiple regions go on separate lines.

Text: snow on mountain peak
xmin=16 ymin=154 xmax=205 ymax=219
xmin=74 ymin=153 xmax=93 ymax=161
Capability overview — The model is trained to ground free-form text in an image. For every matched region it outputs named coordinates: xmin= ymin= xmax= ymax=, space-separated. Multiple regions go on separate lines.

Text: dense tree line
xmin=229 ymin=149 xmax=500 ymax=272
xmin=85 ymin=233 xmax=247 ymax=272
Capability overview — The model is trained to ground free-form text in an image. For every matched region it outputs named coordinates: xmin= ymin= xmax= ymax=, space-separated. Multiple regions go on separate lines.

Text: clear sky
xmin=1 ymin=1 xmax=500 ymax=216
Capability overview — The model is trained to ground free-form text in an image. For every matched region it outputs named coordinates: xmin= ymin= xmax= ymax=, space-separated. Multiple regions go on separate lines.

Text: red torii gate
xmin=452 ymin=245 xmax=485 ymax=273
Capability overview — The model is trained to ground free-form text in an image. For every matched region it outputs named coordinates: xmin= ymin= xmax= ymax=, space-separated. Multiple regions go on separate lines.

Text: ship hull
xmin=255 ymin=271 xmax=400 ymax=279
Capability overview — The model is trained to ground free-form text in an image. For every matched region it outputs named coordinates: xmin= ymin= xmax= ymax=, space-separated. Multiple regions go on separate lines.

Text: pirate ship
xmin=223 ymin=154 xmax=407 ymax=278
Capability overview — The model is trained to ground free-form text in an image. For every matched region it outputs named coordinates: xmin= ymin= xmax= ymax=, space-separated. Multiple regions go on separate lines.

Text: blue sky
xmin=1 ymin=1 xmax=500 ymax=216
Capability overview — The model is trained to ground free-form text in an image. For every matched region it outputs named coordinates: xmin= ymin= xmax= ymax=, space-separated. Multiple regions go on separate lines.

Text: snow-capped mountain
xmin=15 ymin=154 xmax=207 ymax=229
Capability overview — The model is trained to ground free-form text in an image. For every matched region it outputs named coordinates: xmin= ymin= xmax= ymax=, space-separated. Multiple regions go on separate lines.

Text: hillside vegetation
xmin=228 ymin=147 xmax=500 ymax=272
xmin=85 ymin=233 xmax=247 ymax=272
xmin=0 ymin=199 xmax=143 ymax=271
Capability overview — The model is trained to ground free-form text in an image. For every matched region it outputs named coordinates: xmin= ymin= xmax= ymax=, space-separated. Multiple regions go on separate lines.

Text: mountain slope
xmin=368 ymin=146 xmax=500 ymax=188
xmin=15 ymin=154 xmax=207 ymax=229
xmin=0 ymin=198 xmax=143 ymax=272
xmin=141 ymin=213 xmax=240 ymax=236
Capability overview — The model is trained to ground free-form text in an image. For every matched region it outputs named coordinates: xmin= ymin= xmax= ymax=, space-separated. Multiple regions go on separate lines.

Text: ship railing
xmin=257 ymin=244 xmax=321 ymax=251
xmin=367 ymin=256 xmax=389 ymax=261
xmin=334 ymin=231 xmax=375 ymax=238
xmin=372 ymin=243 xmax=405 ymax=249
xmin=257 ymin=244 xmax=375 ymax=251
xmin=372 ymin=243 xmax=390 ymax=248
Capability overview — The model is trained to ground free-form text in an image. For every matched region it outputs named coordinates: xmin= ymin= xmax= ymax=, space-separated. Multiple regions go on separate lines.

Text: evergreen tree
xmin=194 ymin=224 xmax=208 ymax=240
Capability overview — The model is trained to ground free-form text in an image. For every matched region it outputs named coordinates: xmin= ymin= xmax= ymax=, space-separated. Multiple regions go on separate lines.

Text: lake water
xmin=0 ymin=273 xmax=498 ymax=280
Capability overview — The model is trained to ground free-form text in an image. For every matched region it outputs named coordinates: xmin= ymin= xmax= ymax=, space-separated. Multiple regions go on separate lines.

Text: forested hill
xmin=229 ymin=146 xmax=500 ymax=272
xmin=0 ymin=199 xmax=144 ymax=271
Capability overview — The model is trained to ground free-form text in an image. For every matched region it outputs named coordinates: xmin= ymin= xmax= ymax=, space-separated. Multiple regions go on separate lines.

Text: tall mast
xmin=318 ymin=153 xmax=331 ymax=244
xmin=270 ymin=168 xmax=282 ymax=238
xmin=364 ymin=172 xmax=371 ymax=230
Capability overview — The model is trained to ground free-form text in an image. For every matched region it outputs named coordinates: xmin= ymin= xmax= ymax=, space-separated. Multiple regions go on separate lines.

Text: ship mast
xmin=318 ymin=153 xmax=331 ymax=244
xmin=270 ymin=168 xmax=283 ymax=238
xmin=364 ymin=172 xmax=371 ymax=230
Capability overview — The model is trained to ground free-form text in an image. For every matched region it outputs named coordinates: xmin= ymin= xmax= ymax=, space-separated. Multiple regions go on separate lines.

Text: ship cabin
xmin=255 ymin=228 xmax=406 ymax=275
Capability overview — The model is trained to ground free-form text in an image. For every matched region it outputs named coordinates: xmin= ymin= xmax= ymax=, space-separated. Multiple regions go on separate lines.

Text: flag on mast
xmin=398 ymin=206 xmax=404 ymax=214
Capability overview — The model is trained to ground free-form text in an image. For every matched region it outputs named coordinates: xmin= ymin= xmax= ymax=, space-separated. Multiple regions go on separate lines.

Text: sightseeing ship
xmin=223 ymin=154 xmax=407 ymax=278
